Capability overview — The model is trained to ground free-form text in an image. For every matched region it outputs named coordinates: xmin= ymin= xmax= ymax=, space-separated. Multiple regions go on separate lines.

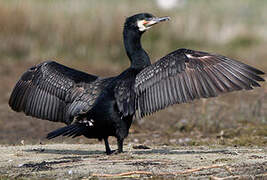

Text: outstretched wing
xmin=135 ymin=48 xmax=265 ymax=118
xmin=9 ymin=60 xmax=98 ymax=124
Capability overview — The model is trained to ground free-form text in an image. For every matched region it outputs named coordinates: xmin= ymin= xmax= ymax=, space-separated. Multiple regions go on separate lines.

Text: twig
xmin=163 ymin=164 xmax=226 ymax=175
xmin=211 ymin=175 xmax=251 ymax=180
xmin=92 ymin=171 xmax=152 ymax=177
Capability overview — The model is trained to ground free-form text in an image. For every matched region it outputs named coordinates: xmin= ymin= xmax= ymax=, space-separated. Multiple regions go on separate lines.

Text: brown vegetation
xmin=0 ymin=0 xmax=266 ymax=148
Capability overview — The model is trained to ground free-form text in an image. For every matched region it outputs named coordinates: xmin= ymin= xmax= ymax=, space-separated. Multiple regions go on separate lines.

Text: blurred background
xmin=0 ymin=0 xmax=266 ymax=147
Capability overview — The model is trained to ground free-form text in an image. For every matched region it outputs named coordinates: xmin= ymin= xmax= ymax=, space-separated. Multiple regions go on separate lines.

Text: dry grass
xmin=0 ymin=0 xmax=266 ymax=146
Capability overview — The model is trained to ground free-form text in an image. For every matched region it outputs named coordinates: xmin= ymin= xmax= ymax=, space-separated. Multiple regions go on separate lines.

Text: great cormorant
xmin=9 ymin=13 xmax=265 ymax=154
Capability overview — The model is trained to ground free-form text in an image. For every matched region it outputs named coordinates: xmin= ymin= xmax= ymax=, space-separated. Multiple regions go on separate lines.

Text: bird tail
xmin=46 ymin=124 xmax=86 ymax=139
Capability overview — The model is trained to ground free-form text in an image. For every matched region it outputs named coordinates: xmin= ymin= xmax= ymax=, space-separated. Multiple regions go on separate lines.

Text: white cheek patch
xmin=137 ymin=20 xmax=147 ymax=31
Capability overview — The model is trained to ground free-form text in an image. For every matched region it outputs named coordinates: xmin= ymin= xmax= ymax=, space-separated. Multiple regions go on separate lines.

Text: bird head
xmin=124 ymin=13 xmax=170 ymax=33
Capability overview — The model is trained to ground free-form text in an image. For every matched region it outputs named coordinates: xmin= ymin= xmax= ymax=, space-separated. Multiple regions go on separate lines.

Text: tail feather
xmin=61 ymin=125 xmax=80 ymax=136
xmin=47 ymin=124 xmax=85 ymax=139
xmin=66 ymin=126 xmax=82 ymax=137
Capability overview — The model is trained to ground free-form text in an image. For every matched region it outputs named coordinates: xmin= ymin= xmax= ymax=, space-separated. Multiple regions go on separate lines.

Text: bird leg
xmin=117 ymin=138 xmax=124 ymax=153
xmin=104 ymin=137 xmax=112 ymax=155
xmin=104 ymin=137 xmax=124 ymax=155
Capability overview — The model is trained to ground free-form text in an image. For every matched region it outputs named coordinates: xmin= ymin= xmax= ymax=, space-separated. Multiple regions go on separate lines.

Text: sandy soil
xmin=0 ymin=144 xmax=266 ymax=179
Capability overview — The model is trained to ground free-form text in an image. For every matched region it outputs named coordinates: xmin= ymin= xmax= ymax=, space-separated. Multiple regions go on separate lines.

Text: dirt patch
xmin=0 ymin=144 xmax=266 ymax=179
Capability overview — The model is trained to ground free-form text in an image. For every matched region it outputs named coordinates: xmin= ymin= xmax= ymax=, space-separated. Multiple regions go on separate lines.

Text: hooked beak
xmin=145 ymin=16 xmax=170 ymax=27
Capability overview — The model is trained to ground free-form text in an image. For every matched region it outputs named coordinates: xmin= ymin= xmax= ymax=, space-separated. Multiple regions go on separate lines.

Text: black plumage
xmin=9 ymin=13 xmax=265 ymax=154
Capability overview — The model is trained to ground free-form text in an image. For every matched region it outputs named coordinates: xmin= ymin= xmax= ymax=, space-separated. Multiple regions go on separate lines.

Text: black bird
xmin=9 ymin=13 xmax=265 ymax=154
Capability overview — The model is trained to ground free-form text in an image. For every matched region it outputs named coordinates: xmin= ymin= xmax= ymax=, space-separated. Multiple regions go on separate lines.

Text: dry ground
xmin=0 ymin=144 xmax=266 ymax=179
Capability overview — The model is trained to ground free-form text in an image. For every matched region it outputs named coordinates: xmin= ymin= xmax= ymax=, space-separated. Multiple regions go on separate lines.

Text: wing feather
xmin=9 ymin=60 xmax=98 ymax=124
xmin=135 ymin=48 xmax=265 ymax=118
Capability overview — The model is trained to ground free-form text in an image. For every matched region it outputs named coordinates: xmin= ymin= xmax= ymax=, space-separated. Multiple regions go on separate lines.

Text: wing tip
xmin=8 ymin=80 xmax=27 ymax=112
xmin=252 ymin=67 xmax=265 ymax=75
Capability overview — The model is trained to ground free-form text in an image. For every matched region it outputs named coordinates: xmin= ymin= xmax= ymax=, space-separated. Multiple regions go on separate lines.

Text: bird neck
xmin=123 ymin=29 xmax=151 ymax=69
